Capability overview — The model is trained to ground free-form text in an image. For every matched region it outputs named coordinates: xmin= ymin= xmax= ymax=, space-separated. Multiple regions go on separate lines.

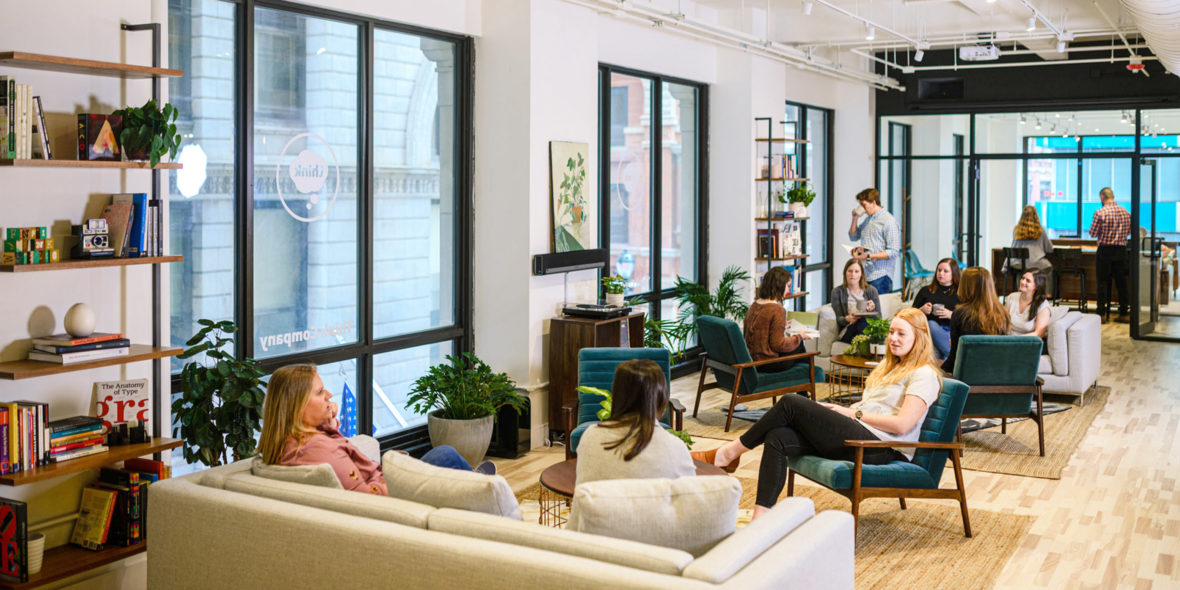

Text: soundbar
xmin=532 ymin=248 xmax=608 ymax=275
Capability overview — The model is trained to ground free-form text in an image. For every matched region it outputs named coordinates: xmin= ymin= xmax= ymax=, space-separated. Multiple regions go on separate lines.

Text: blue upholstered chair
xmin=951 ymin=334 xmax=1046 ymax=456
xmin=786 ymin=377 xmax=972 ymax=536
xmin=903 ymin=249 xmax=935 ymax=299
xmin=565 ymin=348 xmax=683 ymax=459
xmin=693 ymin=315 xmax=823 ymax=432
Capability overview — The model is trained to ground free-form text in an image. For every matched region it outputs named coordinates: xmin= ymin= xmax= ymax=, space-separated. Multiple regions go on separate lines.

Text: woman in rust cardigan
xmin=743 ymin=267 xmax=813 ymax=372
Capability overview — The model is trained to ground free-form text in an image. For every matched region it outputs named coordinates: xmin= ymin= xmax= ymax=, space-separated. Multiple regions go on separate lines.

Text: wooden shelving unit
xmin=1 ymin=255 xmax=181 ymax=273
xmin=0 ymin=51 xmax=181 ymax=79
xmin=0 ymin=543 xmax=147 ymax=589
xmin=755 ymin=137 xmax=810 ymax=144
xmin=754 ymin=177 xmax=810 ymax=182
xmin=0 ymin=159 xmax=181 ymax=169
xmin=0 ymin=346 xmax=182 ymax=380
xmin=0 ymin=439 xmax=182 ymax=486
xmin=755 ymin=117 xmax=811 ymax=310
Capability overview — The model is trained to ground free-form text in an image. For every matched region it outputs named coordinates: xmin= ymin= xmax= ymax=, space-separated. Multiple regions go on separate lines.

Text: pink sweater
xmin=281 ymin=424 xmax=387 ymax=495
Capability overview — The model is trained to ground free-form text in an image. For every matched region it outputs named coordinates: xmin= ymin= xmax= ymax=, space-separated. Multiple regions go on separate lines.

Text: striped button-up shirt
xmin=848 ymin=209 xmax=901 ymax=281
xmin=1088 ymin=202 xmax=1131 ymax=246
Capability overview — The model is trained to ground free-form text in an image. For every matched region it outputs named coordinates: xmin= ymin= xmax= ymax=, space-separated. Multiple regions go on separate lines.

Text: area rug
xmin=960 ymin=385 xmax=1109 ymax=479
xmin=679 ymin=383 xmax=834 ymax=441
xmin=959 ymin=399 xmax=1073 ymax=434
xmin=514 ymin=477 xmax=1032 ymax=590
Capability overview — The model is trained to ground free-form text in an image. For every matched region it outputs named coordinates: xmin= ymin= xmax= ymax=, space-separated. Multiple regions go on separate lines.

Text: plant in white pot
xmin=782 ymin=182 xmax=816 ymax=218
xmin=601 ymin=274 xmax=628 ymax=306
xmin=405 ymin=353 xmax=527 ymax=467
xmin=863 ymin=317 xmax=891 ymax=357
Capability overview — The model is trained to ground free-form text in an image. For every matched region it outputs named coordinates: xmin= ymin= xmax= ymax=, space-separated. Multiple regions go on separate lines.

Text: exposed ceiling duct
xmin=1118 ymin=0 xmax=1180 ymax=74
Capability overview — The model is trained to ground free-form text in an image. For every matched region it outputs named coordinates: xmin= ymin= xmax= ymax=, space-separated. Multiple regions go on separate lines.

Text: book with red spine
xmin=30 ymin=333 xmax=123 ymax=347
xmin=49 ymin=437 xmax=103 ymax=455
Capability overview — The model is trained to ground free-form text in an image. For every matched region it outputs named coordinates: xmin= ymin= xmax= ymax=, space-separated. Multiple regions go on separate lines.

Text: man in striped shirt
xmin=848 ymin=188 xmax=901 ymax=294
xmin=1088 ymin=187 xmax=1131 ymax=323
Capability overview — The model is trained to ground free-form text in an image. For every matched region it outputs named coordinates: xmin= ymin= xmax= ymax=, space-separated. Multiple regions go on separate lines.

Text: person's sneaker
xmin=474 ymin=460 xmax=497 ymax=475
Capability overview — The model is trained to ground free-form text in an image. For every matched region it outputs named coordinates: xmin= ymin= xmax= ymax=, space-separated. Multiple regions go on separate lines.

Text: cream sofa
xmin=814 ymin=292 xmax=908 ymax=371
xmin=147 ymin=457 xmax=854 ymax=589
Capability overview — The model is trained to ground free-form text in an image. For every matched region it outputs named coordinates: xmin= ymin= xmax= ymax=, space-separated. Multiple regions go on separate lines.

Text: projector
xmin=958 ymin=45 xmax=1000 ymax=61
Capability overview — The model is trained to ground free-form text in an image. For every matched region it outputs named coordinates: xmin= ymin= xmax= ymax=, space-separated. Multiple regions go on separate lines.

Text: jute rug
xmin=514 ymin=477 xmax=1032 ymax=590
xmin=960 ymin=385 xmax=1109 ymax=479
xmin=680 ymin=383 xmax=835 ymax=441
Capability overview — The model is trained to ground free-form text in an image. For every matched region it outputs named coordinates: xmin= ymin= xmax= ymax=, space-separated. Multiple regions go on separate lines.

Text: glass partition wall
xmin=877 ymin=109 xmax=1180 ymax=341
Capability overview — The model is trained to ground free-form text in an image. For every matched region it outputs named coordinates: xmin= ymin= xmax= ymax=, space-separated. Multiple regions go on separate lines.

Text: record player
xmin=561 ymin=302 xmax=632 ymax=319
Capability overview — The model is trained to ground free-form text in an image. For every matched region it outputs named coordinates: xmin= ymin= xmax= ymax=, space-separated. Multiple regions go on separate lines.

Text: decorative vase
xmin=64 ymin=303 xmax=95 ymax=337
xmin=870 ymin=343 xmax=886 ymax=357
xmin=605 ymin=292 xmax=625 ymax=307
xmin=427 ymin=410 xmax=495 ymax=468
xmin=789 ymin=201 xmax=808 ymax=218
xmin=27 ymin=532 xmax=44 ymax=575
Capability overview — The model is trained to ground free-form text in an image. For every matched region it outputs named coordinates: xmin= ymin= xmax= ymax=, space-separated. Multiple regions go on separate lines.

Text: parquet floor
xmin=494 ymin=324 xmax=1180 ymax=589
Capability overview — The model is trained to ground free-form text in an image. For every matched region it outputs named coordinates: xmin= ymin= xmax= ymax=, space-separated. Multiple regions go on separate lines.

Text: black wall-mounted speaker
xmin=917 ymin=77 xmax=965 ymax=100
xmin=532 ymin=248 xmax=608 ymax=275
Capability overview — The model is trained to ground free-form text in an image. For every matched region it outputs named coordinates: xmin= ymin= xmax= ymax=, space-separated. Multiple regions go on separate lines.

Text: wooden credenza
xmin=547 ymin=312 xmax=644 ymax=444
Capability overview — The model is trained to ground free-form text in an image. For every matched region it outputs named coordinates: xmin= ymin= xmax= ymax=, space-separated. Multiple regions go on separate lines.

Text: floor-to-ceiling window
xmin=169 ymin=0 xmax=472 ymax=471
xmin=785 ymin=101 xmax=834 ymax=311
xmin=598 ymin=65 xmax=706 ymax=356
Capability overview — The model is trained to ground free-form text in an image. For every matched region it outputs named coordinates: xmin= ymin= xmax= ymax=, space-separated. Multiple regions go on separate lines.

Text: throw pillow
xmin=250 ymin=456 xmax=342 ymax=489
xmin=566 ymin=475 xmax=740 ymax=557
xmin=382 ymin=450 xmax=521 ymax=520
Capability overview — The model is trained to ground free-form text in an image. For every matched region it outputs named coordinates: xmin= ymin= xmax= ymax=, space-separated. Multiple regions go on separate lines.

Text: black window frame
xmin=784 ymin=100 xmax=835 ymax=310
xmin=168 ymin=0 xmax=475 ymax=456
xmin=597 ymin=64 xmax=708 ymax=372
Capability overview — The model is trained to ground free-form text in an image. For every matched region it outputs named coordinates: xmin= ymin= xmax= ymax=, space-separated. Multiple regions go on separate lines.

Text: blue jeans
xmin=421 ymin=445 xmax=473 ymax=471
xmin=839 ymin=317 xmax=869 ymax=343
xmin=928 ymin=320 xmax=951 ymax=359
xmin=868 ymin=275 xmax=893 ymax=295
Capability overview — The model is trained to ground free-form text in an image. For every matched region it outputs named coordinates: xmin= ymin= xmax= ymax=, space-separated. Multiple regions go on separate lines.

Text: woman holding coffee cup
xmin=911 ymin=258 xmax=960 ymax=360
xmin=830 ymin=258 xmax=881 ymax=343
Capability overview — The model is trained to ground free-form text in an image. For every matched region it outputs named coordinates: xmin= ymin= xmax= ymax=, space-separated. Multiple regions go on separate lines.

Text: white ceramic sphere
xmin=64 ymin=303 xmax=96 ymax=337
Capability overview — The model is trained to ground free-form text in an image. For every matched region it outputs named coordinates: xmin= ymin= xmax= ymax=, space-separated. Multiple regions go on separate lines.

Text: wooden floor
xmin=494 ymin=323 xmax=1180 ymax=589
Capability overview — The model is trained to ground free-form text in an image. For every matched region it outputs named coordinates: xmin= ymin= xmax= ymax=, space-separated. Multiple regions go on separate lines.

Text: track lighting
xmin=803 ymin=1 xmax=813 ymax=15
xmin=1027 ymin=16 xmax=1036 ymax=32
xmin=1035 ymin=120 xmax=1042 ymax=130
xmin=1056 ymin=40 xmax=1066 ymax=53
xmin=914 ymin=49 xmax=924 ymax=62
xmin=865 ymin=26 xmax=875 ymax=41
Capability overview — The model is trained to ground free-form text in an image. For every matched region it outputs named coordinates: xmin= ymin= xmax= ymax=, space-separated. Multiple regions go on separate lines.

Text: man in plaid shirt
xmin=1088 ymin=187 xmax=1131 ymax=323
xmin=848 ymin=188 xmax=901 ymax=294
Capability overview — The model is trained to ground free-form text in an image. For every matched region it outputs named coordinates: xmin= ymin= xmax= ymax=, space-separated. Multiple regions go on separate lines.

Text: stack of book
xmin=0 ymin=401 xmax=49 ymax=474
xmin=28 ymin=332 xmax=129 ymax=365
xmin=0 ymin=76 xmax=50 ymax=160
xmin=47 ymin=416 xmax=106 ymax=463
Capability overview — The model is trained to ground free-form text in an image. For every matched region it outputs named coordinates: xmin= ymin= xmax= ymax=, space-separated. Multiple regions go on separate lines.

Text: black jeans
xmin=739 ymin=394 xmax=904 ymax=508
xmin=1095 ymin=244 xmax=1129 ymax=317
xmin=838 ymin=317 xmax=868 ymax=343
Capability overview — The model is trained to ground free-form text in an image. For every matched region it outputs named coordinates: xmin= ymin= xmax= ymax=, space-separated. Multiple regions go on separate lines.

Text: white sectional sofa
xmin=147 ymin=457 xmax=855 ymax=589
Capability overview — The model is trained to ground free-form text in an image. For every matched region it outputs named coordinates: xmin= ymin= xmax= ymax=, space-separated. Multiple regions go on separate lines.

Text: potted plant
xmin=782 ymin=182 xmax=816 ymax=218
xmin=172 ymin=320 xmax=267 ymax=467
xmin=406 ymin=352 xmax=528 ymax=466
xmin=844 ymin=334 xmax=871 ymax=357
xmin=863 ymin=317 xmax=891 ymax=356
xmin=601 ymin=274 xmax=628 ymax=306
xmin=111 ymin=99 xmax=182 ymax=167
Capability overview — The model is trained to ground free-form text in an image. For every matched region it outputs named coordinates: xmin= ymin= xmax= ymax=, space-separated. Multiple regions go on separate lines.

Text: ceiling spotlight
xmin=1019 ymin=115 xmax=1026 ymax=125
xmin=914 ymin=49 xmax=925 ymax=62
xmin=803 ymin=1 xmax=813 ymax=15
xmin=1035 ymin=120 xmax=1042 ymax=130
xmin=866 ymin=26 xmax=876 ymax=41
xmin=1027 ymin=16 xmax=1036 ymax=32
xmin=1056 ymin=40 xmax=1066 ymax=53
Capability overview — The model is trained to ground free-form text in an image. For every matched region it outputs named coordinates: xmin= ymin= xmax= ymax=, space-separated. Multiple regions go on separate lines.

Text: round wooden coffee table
xmin=828 ymin=354 xmax=882 ymax=405
xmin=537 ymin=458 xmax=727 ymax=527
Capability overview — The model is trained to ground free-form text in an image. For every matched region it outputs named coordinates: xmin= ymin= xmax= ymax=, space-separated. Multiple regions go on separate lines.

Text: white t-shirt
xmin=1005 ymin=293 xmax=1050 ymax=336
xmin=850 ymin=366 xmax=941 ymax=460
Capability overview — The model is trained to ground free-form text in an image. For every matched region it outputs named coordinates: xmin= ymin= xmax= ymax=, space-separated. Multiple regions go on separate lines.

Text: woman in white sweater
xmin=575 ymin=359 xmax=695 ymax=486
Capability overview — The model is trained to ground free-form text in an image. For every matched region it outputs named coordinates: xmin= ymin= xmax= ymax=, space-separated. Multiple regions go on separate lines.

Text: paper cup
xmin=27 ymin=532 xmax=44 ymax=575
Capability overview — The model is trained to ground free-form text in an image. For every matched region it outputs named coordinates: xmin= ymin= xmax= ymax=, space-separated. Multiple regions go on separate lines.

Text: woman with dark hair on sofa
xmin=575 ymin=359 xmax=695 ymax=486
xmin=830 ymin=258 xmax=881 ymax=344
xmin=744 ymin=266 xmax=813 ymax=373
xmin=1006 ymin=270 xmax=1051 ymax=339
xmin=941 ymin=267 xmax=1011 ymax=370
xmin=912 ymin=258 xmax=960 ymax=359
xmin=257 ymin=364 xmax=492 ymax=495
xmin=698 ymin=308 xmax=943 ymax=521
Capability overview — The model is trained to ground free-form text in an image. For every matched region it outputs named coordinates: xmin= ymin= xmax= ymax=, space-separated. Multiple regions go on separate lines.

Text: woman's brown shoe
xmin=691 ymin=448 xmax=740 ymax=473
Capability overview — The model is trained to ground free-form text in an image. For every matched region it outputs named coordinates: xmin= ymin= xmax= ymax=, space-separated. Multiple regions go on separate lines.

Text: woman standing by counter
xmin=1010 ymin=206 xmax=1054 ymax=293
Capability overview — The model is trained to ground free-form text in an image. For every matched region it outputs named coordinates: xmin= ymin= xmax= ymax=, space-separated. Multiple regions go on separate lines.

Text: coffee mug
xmin=853 ymin=205 xmax=866 ymax=216
xmin=932 ymin=303 xmax=945 ymax=312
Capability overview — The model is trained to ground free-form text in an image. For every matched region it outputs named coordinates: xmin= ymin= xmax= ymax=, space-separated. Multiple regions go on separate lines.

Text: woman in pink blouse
xmin=256 ymin=364 xmax=491 ymax=495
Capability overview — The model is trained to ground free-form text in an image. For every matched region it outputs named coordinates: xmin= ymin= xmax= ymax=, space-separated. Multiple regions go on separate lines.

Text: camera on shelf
xmin=71 ymin=218 xmax=114 ymax=259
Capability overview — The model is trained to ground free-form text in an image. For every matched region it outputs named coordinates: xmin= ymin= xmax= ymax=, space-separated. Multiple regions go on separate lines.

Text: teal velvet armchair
xmin=564 ymin=347 xmax=683 ymax=459
xmin=951 ymin=334 xmax=1046 ymax=456
xmin=693 ymin=315 xmax=823 ymax=432
xmin=786 ymin=377 xmax=973 ymax=536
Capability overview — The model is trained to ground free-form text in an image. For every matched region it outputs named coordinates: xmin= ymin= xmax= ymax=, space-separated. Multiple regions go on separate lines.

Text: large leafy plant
xmin=112 ymin=99 xmax=181 ymax=167
xmin=632 ymin=266 xmax=751 ymax=362
xmin=173 ymin=320 xmax=267 ymax=467
xmin=863 ymin=317 xmax=891 ymax=344
xmin=406 ymin=353 xmax=527 ymax=420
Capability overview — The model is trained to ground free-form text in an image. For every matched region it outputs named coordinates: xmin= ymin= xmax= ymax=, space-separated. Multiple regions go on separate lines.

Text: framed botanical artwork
xmin=549 ymin=141 xmax=590 ymax=252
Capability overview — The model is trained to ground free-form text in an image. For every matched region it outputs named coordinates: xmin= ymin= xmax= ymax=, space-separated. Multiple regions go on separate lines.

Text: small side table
xmin=828 ymin=354 xmax=881 ymax=405
xmin=537 ymin=458 xmax=727 ymax=528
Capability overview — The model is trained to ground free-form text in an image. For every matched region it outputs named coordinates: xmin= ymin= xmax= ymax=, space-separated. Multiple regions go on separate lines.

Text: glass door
xmin=1133 ymin=159 xmax=1160 ymax=336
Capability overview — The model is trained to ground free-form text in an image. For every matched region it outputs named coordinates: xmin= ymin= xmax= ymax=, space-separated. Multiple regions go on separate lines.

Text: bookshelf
xmin=0 ymin=24 xmax=182 ymax=587
xmin=755 ymin=117 xmax=812 ymax=310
